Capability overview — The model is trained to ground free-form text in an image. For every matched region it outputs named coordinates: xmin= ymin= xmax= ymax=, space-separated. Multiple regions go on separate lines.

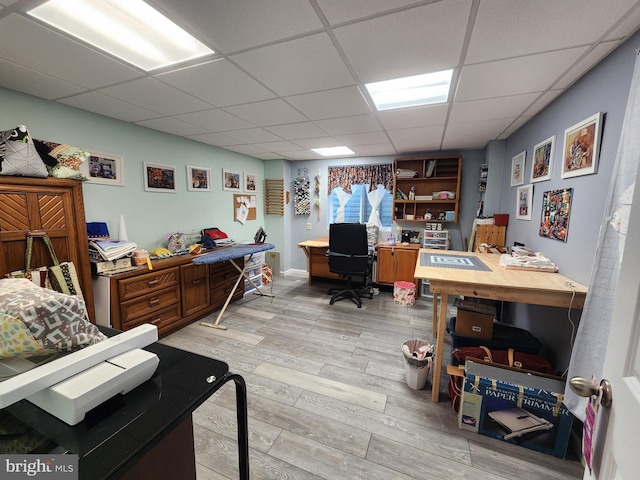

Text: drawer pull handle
xmin=149 ymin=297 xmax=160 ymax=306
xmin=151 ymin=318 xmax=161 ymax=325
xmin=148 ymin=279 xmax=159 ymax=287
xmin=192 ymin=279 xmax=201 ymax=285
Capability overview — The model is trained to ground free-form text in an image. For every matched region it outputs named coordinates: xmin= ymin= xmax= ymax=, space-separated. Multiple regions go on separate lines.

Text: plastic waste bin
xmin=402 ymin=339 xmax=433 ymax=389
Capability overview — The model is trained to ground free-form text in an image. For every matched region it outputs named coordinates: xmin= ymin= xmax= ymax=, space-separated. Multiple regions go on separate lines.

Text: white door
xmin=583 ymin=177 xmax=640 ymax=479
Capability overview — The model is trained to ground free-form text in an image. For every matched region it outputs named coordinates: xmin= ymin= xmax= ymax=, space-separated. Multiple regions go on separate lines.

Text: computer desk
xmin=414 ymin=249 xmax=588 ymax=403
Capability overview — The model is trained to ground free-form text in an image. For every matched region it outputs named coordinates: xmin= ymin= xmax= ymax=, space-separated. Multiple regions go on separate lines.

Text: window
xmin=328 ymin=184 xmax=393 ymax=230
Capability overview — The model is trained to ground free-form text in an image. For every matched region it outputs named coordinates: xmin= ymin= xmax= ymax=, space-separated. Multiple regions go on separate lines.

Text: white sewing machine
xmin=0 ymin=324 xmax=159 ymax=425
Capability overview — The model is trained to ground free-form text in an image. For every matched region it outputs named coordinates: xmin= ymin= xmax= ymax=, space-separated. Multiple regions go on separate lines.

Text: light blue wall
xmin=0 ymin=87 xmax=267 ymax=251
xmin=497 ymin=30 xmax=640 ymax=370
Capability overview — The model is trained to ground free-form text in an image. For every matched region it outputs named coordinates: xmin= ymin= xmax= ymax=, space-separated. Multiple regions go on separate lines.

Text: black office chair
xmin=326 ymin=223 xmax=373 ymax=308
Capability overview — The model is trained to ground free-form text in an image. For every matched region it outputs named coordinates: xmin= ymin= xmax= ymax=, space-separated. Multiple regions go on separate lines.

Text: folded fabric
xmin=34 ymin=140 xmax=88 ymax=179
xmin=0 ymin=278 xmax=106 ymax=355
xmin=0 ymin=126 xmax=48 ymax=178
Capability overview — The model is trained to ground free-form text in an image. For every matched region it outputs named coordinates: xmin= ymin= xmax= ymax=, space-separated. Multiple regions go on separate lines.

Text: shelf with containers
xmin=420 ymin=228 xmax=450 ymax=297
xmin=393 ymin=156 xmax=462 ymax=223
xmin=244 ymin=251 xmax=265 ymax=294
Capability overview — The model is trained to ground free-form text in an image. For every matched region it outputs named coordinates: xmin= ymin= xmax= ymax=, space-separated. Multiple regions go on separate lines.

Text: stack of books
xmin=396 ymin=168 xmax=418 ymax=178
xmin=88 ymin=240 xmax=137 ymax=262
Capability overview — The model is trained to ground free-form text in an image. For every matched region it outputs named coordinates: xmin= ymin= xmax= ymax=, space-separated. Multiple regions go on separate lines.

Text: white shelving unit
xmin=244 ymin=251 xmax=265 ymax=294
xmin=421 ymin=229 xmax=449 ymax=297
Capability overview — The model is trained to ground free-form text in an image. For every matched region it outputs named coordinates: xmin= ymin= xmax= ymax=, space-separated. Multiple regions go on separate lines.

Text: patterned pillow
xmin=0 ymin=126 xmax=48 ymax=178
xmin=0 ymin=278 xmax=106 ymax=353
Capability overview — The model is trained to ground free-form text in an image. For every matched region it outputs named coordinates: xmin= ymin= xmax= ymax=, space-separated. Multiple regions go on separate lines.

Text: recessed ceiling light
xmin=27 ymin=0 xmax=214 ymax=71
xmin=311 ymin=146 xmax=355 ymax=157
xmin=365 ymin=70 xmax=453 ymax=111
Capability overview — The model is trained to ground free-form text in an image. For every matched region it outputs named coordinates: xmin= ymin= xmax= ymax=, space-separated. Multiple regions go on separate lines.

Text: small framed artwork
xmin=223 ymin=169 xmax=241 ymax=192
xmin=539 ymin=188 xmax=573 ymax=242
xmin=80 ymin=151 xmax=124 ymax=186
xmin=187 ymin=165 xmax=211 ymax=191
xmin=144 ymin=162 xmax=177 ymax=193
xmin=510 ymin=151 xmax=526 ymax=186
xmin=516 ymin=184 xmax=533 ymax=220
xmin=244 ymin=172 xmax=257 ymax=192
xmin=531 ymin=136 xmax=555 ymax=183
xmin=561 ymin=112 xmax=603 ymax=179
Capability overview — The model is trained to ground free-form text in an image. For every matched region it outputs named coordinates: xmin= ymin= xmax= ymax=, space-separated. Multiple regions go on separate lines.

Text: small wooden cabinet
xmin=376 ymin=244 xmax=420 ymax=286
xmin=393 ymin=156 xmax=462 ymax=224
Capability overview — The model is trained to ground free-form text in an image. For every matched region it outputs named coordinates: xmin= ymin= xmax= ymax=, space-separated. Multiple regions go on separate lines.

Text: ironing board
xmin=193 ymin=243 xmax=275 ymax=330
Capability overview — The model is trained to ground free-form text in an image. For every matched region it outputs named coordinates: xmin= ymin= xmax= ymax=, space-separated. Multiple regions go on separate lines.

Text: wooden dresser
xmin=93 ymin=253 xmax=244 ymax=337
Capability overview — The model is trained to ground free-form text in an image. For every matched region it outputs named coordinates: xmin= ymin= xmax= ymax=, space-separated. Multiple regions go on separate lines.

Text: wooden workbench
xmin=297 ymin=238 xmax=340 ymax=284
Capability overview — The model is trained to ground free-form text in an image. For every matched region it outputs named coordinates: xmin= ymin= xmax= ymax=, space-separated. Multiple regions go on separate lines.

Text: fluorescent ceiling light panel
xmin=27 ymin=0 xmax=214 ymax=71
xmin=311 ymin=146 xmax=355 ymax=157
xmin=365 ymin=70 xmax=453 ymax=111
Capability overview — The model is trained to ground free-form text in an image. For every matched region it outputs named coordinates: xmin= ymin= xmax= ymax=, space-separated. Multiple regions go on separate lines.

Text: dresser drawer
xmin=209 ymin=259 xmax=243 ymax=288
xmin=121 ymin=303 xmax=182 ymax=332
xmin=119 ymin=267 xmax=180 ymax=301
xmin=211 ymin=282 xmax=244 ymax=306
xmin=121 ymin=285 xmax=181 ymax=323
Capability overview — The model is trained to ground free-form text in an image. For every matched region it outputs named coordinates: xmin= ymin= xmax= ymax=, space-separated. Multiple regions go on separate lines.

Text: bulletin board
xmin=234 ymin=194 xmax=256 ymax=223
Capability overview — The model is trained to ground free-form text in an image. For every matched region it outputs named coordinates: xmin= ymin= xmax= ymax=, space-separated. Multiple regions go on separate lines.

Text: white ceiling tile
xmin=252 ymin=141 xmax=301 ymax=152
xmin=251 ymin=152 xmax=287 ymax=160
xmin=99 ymin=78 xmax=212 ymax=115
xmin=264 ymin=122 xmax=329 ymax=139
xmin=333 ymin=1 xmax=472 ymax=83
xmin=280 ymin=150 xmax=324 ymax=160
xmin=150 ymin=0 xmax=323 ymax=53
xmin=442 ymin=118 xmax=513 ymax=149
xmin=0 ymin=59 xmax=86 ymax=99
xmin=467 ymin=0 xmax=639 ymax=63
xmin=294 ymin=137 xmax=342 ymax=149
xmin=316 ymin=0 xmax=426 ymax=24
xmin=186 ymin=132 xmax=241 ymax=147
xmin=224 ymin=99 xmax=308 ymax=126
xmin=223 ymin=128 xmax=283 ymax=143
xmin=350 ymin=143 xmax=397 ymax=157
xmin=335 ymin=131 xmax=389 ymax=146
xmin=606 ymin=4 xmax=640 ymax=40
xmin=224 ymin=144 xmax=270 ymax=155
xmin=449 ymin=93 xmax=540 ymax=124
xmin=0 ymin=14 xmax=142 ymax=88
xmin=387 ymin=125 xmax=445 ymax=152
xmin=524 ymin=90 xmax=563 ymax=118
xmin=455 ymin=47 xmax=588 ymax=102
xmin=174 ymin=109 xmax=254 ymax=132
xmin=232 ymin=33 xmax=355 ymax=96
xmin=378 ymin=104 xmax=449 ymax=130
xmin=285 ymin=86 xmax=371 ymax=120
xmin=554 ymin=42 xmax=620 ymax=90
xmin=500 ymin=116 xmax=534 ymax=139
xmin=59 ymin=91 xmax=159 ymax=122
xmin=315 ymin=114 xmax=381 ymax=135
xmin=135 ymin=117 xmax=209 ymax=136
xmin=156 ymin=59 xmax=276 ymax=107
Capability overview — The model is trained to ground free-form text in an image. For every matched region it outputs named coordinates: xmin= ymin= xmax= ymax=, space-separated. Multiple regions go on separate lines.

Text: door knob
xmin=569 ymin=376 xmax=612 ymax=408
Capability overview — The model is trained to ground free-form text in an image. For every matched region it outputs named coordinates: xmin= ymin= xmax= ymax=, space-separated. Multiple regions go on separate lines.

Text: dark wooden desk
xmin=414 ymin=249 xmax=588 ymax=403
xmin=3 ymin=330 xmax=249 ymax=479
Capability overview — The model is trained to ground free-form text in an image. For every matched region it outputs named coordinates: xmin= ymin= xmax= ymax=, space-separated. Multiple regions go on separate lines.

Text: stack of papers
xmin=89 ymin=240 xmax=137 ymax=262
xmin=499 ymin=252 xmax=558 ymax=272
xmin=396 ymin=168 xmax=418 ymax=178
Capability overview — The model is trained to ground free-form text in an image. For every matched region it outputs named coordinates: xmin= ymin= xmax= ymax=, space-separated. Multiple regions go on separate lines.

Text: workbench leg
xmin=431 ymin=292 xmax=449 ymax=402
xmin=432 ymin=293 xmax=438 ymax=339
xmin=220 ymin=373 xmax=250 ymax=480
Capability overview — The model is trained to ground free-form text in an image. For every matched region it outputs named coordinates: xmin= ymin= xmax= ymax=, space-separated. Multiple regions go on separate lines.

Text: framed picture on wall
xmin=187 ymin=165 xmax=211 ymax=191
xmin=561 ymin=112 xmax=603 ymax=179
xmin=510 ymin=151 xmax=526 ymax=186
xmin=516 ymin=184 xmax=533 ymax=220
xmin=530 ymin=136 xmax=555 ymax=183
xmin=539 ymin=188 xmax=573 ymax=242
xmin=144 ymin=162 xmax=177 ymax=193
xmin=223 ymin=169 xmax=241 ymax=191
xmin=80 ymin=150 xmax=124 ymax=186
xmin=244 ymin=172 xmax=257 ymax=192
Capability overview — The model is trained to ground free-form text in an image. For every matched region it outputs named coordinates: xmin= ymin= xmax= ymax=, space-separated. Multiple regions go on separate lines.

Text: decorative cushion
xmin=0 ymin=126 xmax=48 ymax=178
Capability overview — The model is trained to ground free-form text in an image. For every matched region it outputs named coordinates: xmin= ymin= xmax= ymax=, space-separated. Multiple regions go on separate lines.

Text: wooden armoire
xmin=0 ymin=176 xmax=95 ymax=321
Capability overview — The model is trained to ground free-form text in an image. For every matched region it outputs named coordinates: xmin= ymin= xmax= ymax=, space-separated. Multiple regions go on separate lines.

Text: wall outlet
xmin=306 ymin=222 xmax=312 ymax=230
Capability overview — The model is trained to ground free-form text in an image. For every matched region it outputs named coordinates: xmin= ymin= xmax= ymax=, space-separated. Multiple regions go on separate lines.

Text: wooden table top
xmin=298 ymin=237 xmax=329 ymax=248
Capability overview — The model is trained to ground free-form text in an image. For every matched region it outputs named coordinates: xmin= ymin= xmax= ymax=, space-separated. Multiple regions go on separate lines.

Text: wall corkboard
xmin=234 ymin=194 xmax=256 ymax=223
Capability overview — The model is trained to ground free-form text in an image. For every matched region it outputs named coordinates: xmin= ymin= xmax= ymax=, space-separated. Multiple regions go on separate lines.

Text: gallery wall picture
xmin=530 ymin=136 xmax=555 ymax=183
xmin=561 ymin=112 xmax=603 ymax=179
xmin=539 ymin=188 xmax=573 ymax=242
xmin=244 ymin=172 xmax=258 ymax=192
xmin=81 ymin=150 xmax=125 ymax=186
xmin=516 ymin=184 xmax=533 ymax=220
xmin=144 ymin=162 xmax=177 ymax=193
xmin=223 ymin=169 xmax=241 ymax=191
xmin=187 ymin=165 xmax=211 ymax=191
xmin=510 ymin=151 xmax=526 ymax=186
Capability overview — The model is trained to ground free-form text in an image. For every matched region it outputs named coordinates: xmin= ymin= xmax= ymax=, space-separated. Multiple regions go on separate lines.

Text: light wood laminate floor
xmin=160 ymin=274 xmax=584 ymax=480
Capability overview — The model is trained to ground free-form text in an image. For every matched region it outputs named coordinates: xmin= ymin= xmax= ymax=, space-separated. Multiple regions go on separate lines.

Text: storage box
xmin=458 ymin=360 xmax=573 ymax=458
xmin=454 ymin=299 xmax=496 ymax=340
xmin=90 ymin=257 xmax=132 ymax=274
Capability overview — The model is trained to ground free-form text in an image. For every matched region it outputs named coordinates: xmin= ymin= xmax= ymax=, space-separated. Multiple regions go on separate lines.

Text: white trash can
xmin=402 ymin=339 xmax=433 ymax=390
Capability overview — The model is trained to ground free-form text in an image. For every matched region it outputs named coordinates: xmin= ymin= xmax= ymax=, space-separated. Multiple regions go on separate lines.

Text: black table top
xmin=2 ymin=330 xmax=229 ymax=479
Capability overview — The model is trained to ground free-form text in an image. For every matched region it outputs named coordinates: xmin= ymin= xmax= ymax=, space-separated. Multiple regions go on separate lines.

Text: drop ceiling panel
xmin=150 ymin=0 xmax=324 ymax=53
xmin=315 ymin=0 xmax=427 ymax=24
xmin=0 ymin=15 xmax=142 ymax=88
xmin=98 ymin=78 xmax=212 ymax=116
xmin=135 ymin=117 xmax=209 ymax=136
xmin=285 ymin=86 xmax=371 ymax=120
xmin=264 ymin=122 xmax=329 ymax=140
xmin=335 ymin=131 xmax=389 ymax=146
xmin=378 ymin=104 xmax=449 ymax=130
xmin=315 ymin=114 xmax=381 ymax=136
xmin=59 ymin=92 xmax=159 ymax=122
xmin=449 ymin=93 xmax=540 ymax=124
xmin=0 ymin=59 xmax=85 ymax=100
xmin=333 ymin=1 xmax=472 ymax=83
xmin=350 ymin=143 xmax=397 ymax=157
xmin=174 ymin=109 xmax=254 ymax=132
xmin=224 ymin=99 xmax=308 ymax=126
xmin=156 ymin=59 xmax=276 ymax=107
xmin=231 ymin=33 xmax=355 ymax=96
xmin=185 ymin=132 xmax=240 ymax=147
xmin=387 ymin=125 xmax=445 ymax=152
xmin=554 ymin=42 xmax=620 ymax=90
xmin=222 ymin=128 xmax=283 ymax=143
xmin=443 ymin=118 xmax=513 ymax=149
xmin=455 ymin=47 xmax=588 ymax=102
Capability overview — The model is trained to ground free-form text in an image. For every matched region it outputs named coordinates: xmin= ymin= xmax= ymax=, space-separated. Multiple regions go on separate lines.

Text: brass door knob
xmin=569 ymin=376 xmax=612 ymax=408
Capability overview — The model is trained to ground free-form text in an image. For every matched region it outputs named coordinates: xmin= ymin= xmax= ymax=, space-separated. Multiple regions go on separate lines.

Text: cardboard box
xmin=458 ymin=360 xmax=573 ymax=459
xmin=454 ymin=299 xmax=495 ymax=339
